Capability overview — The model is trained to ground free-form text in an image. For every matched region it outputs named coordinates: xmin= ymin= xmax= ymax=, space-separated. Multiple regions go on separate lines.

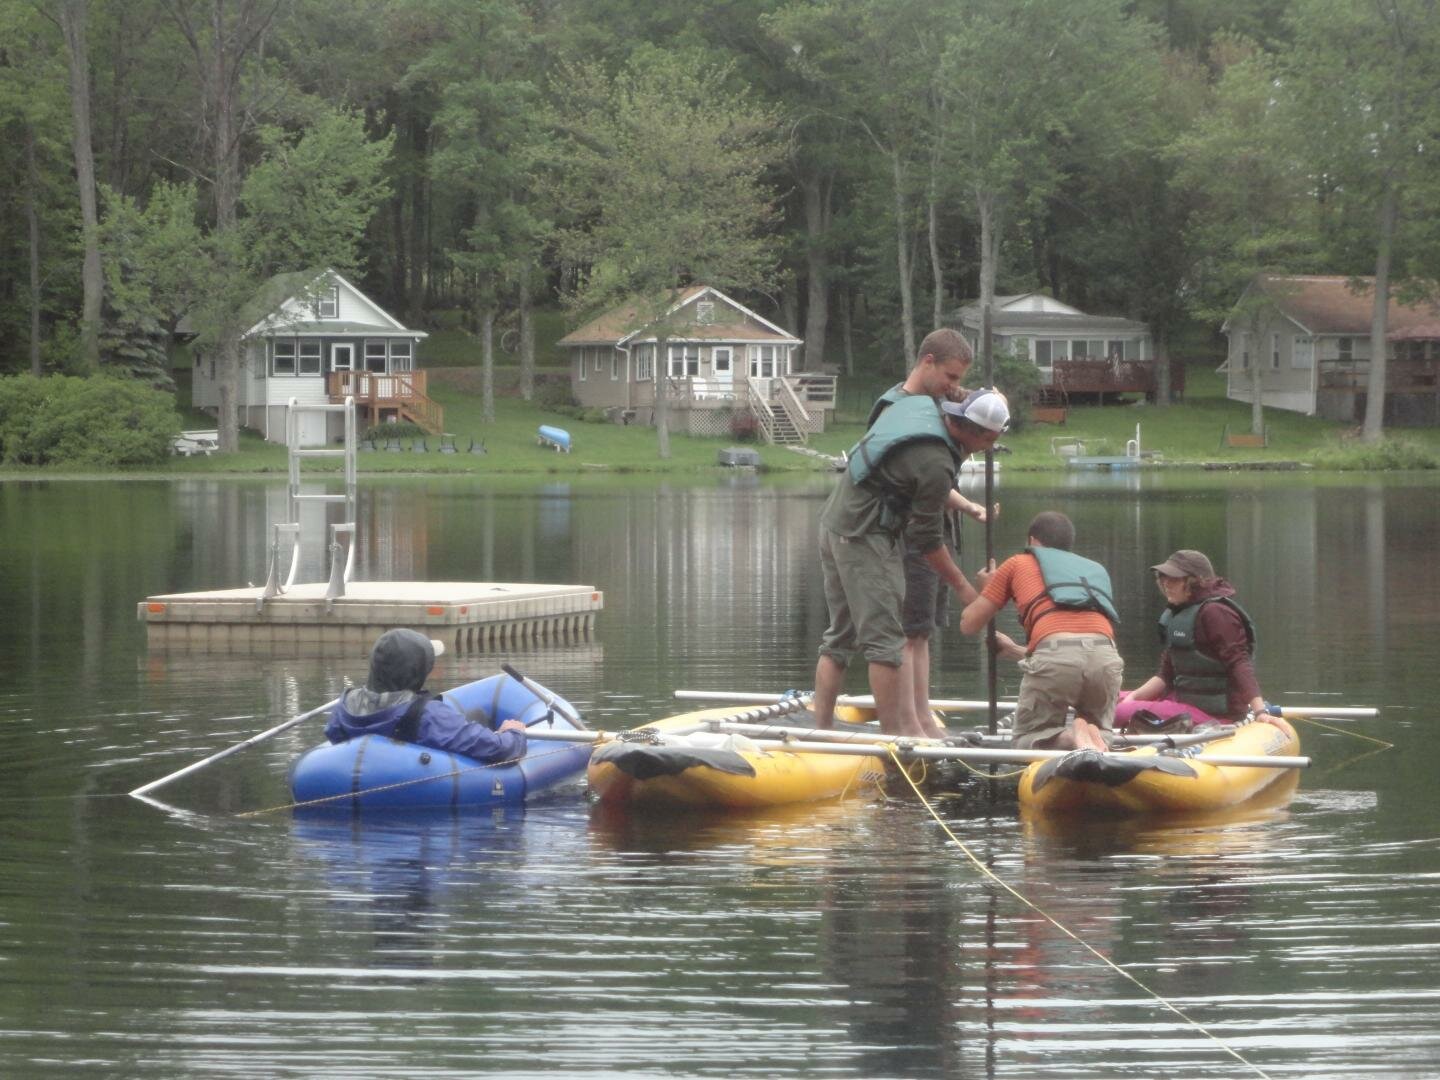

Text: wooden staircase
xmin=329 ymin=372 xmax=444 ymax=434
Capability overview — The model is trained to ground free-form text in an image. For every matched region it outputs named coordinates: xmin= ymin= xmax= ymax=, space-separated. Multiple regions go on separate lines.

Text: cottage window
xmin=1124 ymin=339 xmax=1141 ymax=361
xmin=696 ymin=301 xmax=716 ymax=324
xmin=365 ymin=341 xmax=387 ymax=373
xmin=390 ymin=340 xmax=412 ymax=370
xmin=668 ymin=344 xmax=700 ymax=378
xmin=1270 ymin=333 xmax=1281 ymax=370
xmin=1107 ymin=340 xmax=1125 ymax=360
xmin=636 ymin=345 xmax=654 ymax=381
xmin=273 ymin=340 xmax=296 ymax=376
xmin=577 ymin=349 xmax=587 ymax=382
xmin=751 ymin=345 xmax=778 ymax=378
xmin=1034 ymin=340 xmax=1052 ymax=366
xmin=594 ymin=347 xmax=604 ymax=372
xmin=317 ymin=286 xmax=339 ymax=319
xmin=713 ymin=347 xmax=732 ymax=374
xmin=1337 ymin=337 xmax=1353 ymax=362
xmin=299 ymin=341 xmax=321 ymax=375
xmin=610 ymin=349 xmax=621 ymax=379
xmin=1292 ymin=336 xmax=1314 ymax=370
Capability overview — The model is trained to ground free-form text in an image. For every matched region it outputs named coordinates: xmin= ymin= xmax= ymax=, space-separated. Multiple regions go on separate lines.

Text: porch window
xmin=299 ymin=341 xmax=321 ymax=375
xmin=1123 ymin=339 xmax=1141 ymax=361
xmin=750 ymin=344 xmax=778 ymax=378
xmin=1107 ymin=340 xmax=1125 ymax=360
xmin=389 ymin=340 xmax=412 ymax=370
xmin=365 ymin=341 xmax=387 ymax=373
xmin=1035 ymin=340 xmax=1052 ymax=367
xmin=1292 ymin=336 xmax=1314 ymax=370
xmin=318 ymin=286 xmax=339 ymax=319
xmin=668 ymin=344 xmax=700 ymax=377
xmin=713 ymin=347 xmax=732 ymax=374
xmin=636 ymin=345 xmax=654 ymax=381
xmin=273 ymin=339 xmax=296 ymax=376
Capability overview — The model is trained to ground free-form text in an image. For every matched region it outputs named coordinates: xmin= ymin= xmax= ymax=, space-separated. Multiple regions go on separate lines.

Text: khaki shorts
xmin=901 ymin=543 xmax=949 ymax=638
xmin=818 ymin=527 xmax=906 ymax=668
xmin=1013 ymin=635 xmax=1124 ymax=749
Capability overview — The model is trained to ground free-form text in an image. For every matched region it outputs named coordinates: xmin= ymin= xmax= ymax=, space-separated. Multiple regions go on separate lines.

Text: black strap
xmin=394 ymin=692 xmax=432 ymax=743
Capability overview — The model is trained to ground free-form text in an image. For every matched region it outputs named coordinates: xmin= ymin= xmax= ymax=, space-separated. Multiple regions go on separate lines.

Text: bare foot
xmin=1072 ymin=717 xmax=1109 ymax=752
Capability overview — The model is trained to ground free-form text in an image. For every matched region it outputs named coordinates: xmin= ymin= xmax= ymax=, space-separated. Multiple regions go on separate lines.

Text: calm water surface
xmin=1 ymin=470 xmax=1438 ymax=1078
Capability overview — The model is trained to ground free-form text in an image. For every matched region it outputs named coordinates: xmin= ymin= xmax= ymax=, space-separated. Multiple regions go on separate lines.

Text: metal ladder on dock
xmin=259 ymin=396 xmax=358 ymax=610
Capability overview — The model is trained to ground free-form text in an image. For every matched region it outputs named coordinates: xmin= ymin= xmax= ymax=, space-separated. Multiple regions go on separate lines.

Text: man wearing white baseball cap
xmin=324 ymin=628 xmax=528 ymax=759
xmin=812 ymin=388 xmax=1008 ymax=738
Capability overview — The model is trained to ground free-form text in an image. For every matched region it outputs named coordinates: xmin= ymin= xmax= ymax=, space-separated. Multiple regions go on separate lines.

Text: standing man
xmin=960 ymin=511 xmax=1122 ymax=752
xmin=813 ymin=389 xmax=1010 ymax=738
xmin=866 ymin=329 xmax=995 ymax=736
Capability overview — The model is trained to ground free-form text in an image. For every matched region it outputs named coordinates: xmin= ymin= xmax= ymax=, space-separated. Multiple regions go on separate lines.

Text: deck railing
xmin=328 ymin=370 xmax=443 ymax=433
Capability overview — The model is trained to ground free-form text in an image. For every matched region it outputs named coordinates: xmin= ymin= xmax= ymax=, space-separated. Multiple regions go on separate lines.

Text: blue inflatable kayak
xmin=290 ymin=673 xmax=590 ymax=810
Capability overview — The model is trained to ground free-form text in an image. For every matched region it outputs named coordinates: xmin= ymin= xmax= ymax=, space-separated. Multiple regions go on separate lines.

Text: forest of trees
xmin=3 ymin=0 xmax=1440 ymax=447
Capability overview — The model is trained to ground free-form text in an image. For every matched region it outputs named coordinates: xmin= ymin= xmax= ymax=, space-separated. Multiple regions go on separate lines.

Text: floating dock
xmin=139 ymin=581 xmax=603 ymax=654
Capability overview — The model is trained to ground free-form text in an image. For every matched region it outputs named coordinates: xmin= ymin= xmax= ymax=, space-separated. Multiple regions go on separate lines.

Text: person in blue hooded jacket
xmin=325 ymin=628 xmax=528 ymax=761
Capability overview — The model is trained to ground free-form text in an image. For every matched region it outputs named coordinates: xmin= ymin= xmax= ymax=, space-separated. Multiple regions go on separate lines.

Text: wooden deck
xmin=1050 ymin=359 xmax=1186 ymax=400
xmin=328 ymin=371 xmax=444 ymax=433
xmin=140 ymin=580 xmax=603 ymax=654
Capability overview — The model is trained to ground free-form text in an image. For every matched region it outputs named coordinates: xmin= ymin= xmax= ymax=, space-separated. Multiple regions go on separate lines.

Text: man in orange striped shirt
xmin=960 ymin=511 xmax=1122 ymax=751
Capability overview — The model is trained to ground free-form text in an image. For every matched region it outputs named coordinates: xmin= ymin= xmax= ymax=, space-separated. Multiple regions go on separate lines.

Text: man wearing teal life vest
xmin=865 ymin=328 xmax=996 ymax=736
xmin=960 ymin=511 xmax=1122 ymax=751
xmin=812 ymin=389 xmax=1009 ymax=738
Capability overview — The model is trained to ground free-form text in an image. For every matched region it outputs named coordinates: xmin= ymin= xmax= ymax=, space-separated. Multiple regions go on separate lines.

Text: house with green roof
xmin=557 ymin=285 xmax=834 ymax=444
xmin=188 ymin=269 xmax=436 ymax=444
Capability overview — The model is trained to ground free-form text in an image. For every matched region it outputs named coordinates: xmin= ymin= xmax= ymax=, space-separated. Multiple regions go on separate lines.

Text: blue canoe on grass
xmin=289 ymin=673 xmax=591 ymax=811
xmin=537 ymin=425 xmax=572 ymax=452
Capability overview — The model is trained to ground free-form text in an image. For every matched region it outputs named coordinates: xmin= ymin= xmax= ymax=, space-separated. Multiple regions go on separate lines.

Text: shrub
xmin=0 ymin=374 xmax=181 ymax=466
xmin=729 ymin=409 xmax=761 ymax=442
xmin=1309 ymin=436 xmax=1439 ymax=471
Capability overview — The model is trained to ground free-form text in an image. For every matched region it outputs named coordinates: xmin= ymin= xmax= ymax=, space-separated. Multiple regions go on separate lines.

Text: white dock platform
xmin=140 ymin=581 xmax=603 ymax=654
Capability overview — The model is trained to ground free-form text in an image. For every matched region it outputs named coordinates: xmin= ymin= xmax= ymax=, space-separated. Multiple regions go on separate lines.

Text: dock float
xmin=139 ymin=581 xmax=603 ymax=653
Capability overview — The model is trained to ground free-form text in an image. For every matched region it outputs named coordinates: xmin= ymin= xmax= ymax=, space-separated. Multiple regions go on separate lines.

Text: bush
xmin=0 ymin=374 xmax=181 ymax=466
xmin=729 ymin=409 xmax=761 ymax=442
xmin=1309 ymin=436 xmax=1440 ymax=471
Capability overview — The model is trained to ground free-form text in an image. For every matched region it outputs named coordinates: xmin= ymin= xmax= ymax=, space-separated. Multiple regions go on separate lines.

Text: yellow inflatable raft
xmin=1018 ymin=718 xmax=1301 ymax=815
xmin=587 ymin=707 xmax=888 ymax=811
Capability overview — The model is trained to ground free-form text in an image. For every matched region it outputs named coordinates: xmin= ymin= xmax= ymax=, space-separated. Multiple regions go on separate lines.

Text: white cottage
xmin=189 ymin=269 xmax=436 ymax=444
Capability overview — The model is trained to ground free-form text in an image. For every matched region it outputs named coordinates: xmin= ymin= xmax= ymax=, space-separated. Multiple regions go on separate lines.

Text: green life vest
xmin=1018 ymin=546 xmax=1120 ymax=632
xmin=845 ymin=393 xmax=963 ymax=486
xmin=1159 ymin=596 xmax=1256 ymax=717
xmin=864 ymin=383 xmax=907 ymax=429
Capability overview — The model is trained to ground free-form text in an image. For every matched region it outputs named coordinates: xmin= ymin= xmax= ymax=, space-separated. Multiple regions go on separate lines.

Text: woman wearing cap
xmin=325 ymin=628 xmax=528 ymax=761
xmin=1116 ymin=550 xmax=1288 ymax=732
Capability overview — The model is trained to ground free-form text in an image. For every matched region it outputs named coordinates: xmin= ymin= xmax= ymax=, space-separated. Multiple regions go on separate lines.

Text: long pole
xmin=501 ymin=663 xmax=585 ymax=728
xmin=129 ymin=697 xmax=339 ymax=798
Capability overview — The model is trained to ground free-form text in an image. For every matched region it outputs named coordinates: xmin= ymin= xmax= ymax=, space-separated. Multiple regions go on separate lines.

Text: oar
xmin=500 ymin=663 xmax=586 ymax=728
xmin=675 ymin=690 xmax=1017 ymax=712
xmin=128 ymin=697 xmax=340 ymax=798
xmin=708 ymin=737 xmax=1309 ymax=770
xmin=708 ymin=720 xmax=1241 ymax=751
xmin=1264 ymin=705 xmax=1377 ymax=719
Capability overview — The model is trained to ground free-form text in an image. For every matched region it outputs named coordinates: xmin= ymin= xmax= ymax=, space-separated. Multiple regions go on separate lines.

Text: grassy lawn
xmin=89 ymin=361 xmax=1440 ymax=478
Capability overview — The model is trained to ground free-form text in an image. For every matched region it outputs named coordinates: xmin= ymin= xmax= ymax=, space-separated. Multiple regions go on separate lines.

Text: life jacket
xmin=1018 ymin=546 xmax=1120 ymax=633
xmin=864 ymin=383 xmax=907 ymax=429
xmin=846 ymin=393 xmax=963 ymax=486
xmin=1160 ymin=597 xmax=1256 ymax=716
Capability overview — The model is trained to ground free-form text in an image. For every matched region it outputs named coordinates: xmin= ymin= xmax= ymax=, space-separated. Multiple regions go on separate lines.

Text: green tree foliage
xmin=0 ymin=372 xmax=179 ymax=465
xmin=549 ymin=47 xmax=782 ymax=457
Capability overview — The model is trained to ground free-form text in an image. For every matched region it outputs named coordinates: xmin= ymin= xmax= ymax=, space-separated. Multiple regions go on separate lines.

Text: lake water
xmin=1 ymin=469 xmax=1438 ymax=1078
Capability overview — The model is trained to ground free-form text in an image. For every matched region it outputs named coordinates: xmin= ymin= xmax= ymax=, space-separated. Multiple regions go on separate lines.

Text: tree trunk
xmin=217 ymin=335 xmax=240 ymax=450
xmin=840 ymin=287 xmax=855 ymax=377
xmin=59 ymin=0 xmax=102 ymax=372
xmin=480 ymin=301 xmax=495 ymax=423
xmin=653 ymin=331 xmax=672 ymax=459
xmin=891 ymin=153 xmax=916 ymax=368
xmin=1154 ymin=325 xmax=1171 ymax=407
xmin=928 ymin=181 xmax=943 ymax=330
xmin=976 ymin=189 xmax=1001 ymax=385
xmin=407 ymin=114 xmax=428 ymax=322
xmin=801 ymin=169 xmax=832 ymax=371
xmin=1250 ymin=317 xmax=1264 ymax=436
xmin=519 ymin=267 xmax=535 ymax=401
xmin=1363 ymin=181 xmax=1399 ymax=442
xmin=25 ymin=123 xmax=43 ymax=377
